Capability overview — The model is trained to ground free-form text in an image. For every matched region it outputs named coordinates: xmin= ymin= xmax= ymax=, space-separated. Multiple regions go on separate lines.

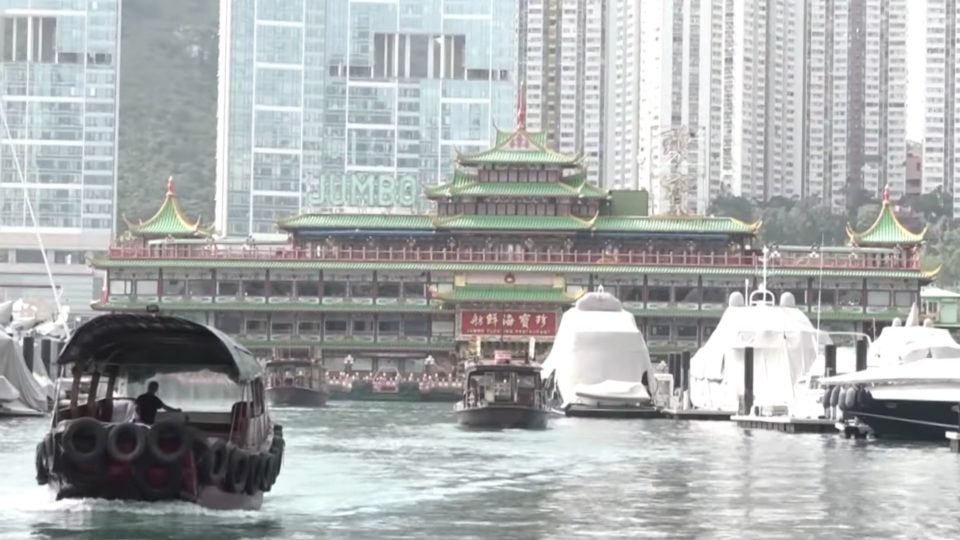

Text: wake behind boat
xmin=455 ymin=351 xmax=548 ymax=430
xmin=541 ymin=287 xmax=656 ymax=418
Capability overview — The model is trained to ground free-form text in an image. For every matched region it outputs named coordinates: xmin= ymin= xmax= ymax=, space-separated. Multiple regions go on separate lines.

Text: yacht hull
xmin=562 ymin=403 xmax=660 ymax=418
xmin=267 ymin=386 xmax=327 ymax=407
xmin=847 ymin=399 xmax=960 ymax=440
xmin=456 ymin=405 xmax=548 ymax=430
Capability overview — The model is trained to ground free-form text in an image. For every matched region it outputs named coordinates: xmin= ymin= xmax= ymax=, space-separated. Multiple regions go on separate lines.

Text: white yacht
xmin=688 ymin=288 xmax=829 ymax=418
xmin=541 ymin=287 xmax=656 ymax=417
xmin=823 ymin=316 xmax=960 ymax=440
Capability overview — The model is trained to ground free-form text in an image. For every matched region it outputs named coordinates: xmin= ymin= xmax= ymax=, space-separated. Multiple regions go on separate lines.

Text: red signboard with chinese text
xmin=459 ymin=310 xmax=558 ymax=337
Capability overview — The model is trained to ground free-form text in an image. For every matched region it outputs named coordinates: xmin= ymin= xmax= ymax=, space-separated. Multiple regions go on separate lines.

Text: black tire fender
xmin=62 ymin=418 xmax=107 ymax=464
xmin=224 ymin=448 xmax=250 ymax=494
xmin=106 ymin=423 xmax=147 ymax=463
xmin=197 ymin=439 xmax=230 ymax=486
xmin=146 ymin=420 xmax=192 ymax=464
xmin=133 ymin=459 xmax=183 ymax=500
xmin=35 ymin=441 xmax=49 ymax=485
xmin=245 ymin=454 xmax=266 ymax=495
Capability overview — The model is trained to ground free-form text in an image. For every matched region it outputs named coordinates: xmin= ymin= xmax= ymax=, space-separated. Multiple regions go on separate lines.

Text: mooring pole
xmin=742 ymin=347 xmax=755 ymax=416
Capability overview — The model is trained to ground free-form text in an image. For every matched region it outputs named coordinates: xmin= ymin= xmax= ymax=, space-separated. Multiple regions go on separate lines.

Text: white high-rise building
xmin=634 ymin=0 xmax=702 ymax=213
xmin=520 ymin=0 xmax=605 ymax=185
xmin=923 ymin=0 xmax=959 ymax=212
xmin=603 ymin=0 xmax=640 ymax=191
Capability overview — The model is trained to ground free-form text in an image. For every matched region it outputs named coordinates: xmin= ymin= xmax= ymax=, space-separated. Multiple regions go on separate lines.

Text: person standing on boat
xmin=135 ymin=381 xmax=181 ymax=424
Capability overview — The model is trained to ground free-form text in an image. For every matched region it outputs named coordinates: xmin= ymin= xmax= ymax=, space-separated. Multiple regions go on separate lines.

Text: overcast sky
xmin=907 ymin=2 xmax=924 ymax=142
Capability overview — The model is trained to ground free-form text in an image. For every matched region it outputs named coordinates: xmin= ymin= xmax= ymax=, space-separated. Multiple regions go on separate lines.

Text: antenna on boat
xmin=0 ymin=92 xmax=70 ymax=341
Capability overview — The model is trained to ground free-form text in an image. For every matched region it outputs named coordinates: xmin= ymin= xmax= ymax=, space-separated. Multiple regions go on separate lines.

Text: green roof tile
xmin=124 ymin=178 xmax=212 ymax=238
xmin=437 ymin=214 xmax=591 ymax=230
xmin=91 ymin=257 xmax=932 ymax=280
xmin=846 ymin=201 xmax=927 ymax=245
xmin=594 ymin=216 xmax=759 ymax=234
xmin=436 ymin=285 xmax=582 ymax=304
xmin=238 ymin=338 xmax=454 ymax=351
xmin=92 ymin=300 xmax=441 ymax=313
xmin=457 ymin=128 xmax=580 ymax=166
xmin=278 ymin=214 xmax=435 ymax=230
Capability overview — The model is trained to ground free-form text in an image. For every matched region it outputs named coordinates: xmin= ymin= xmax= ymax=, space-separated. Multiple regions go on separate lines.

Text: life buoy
xmin=133 ymin=460 xmax=183 ymax=500
xmin=197 ymin=439 xmax=229 ymax=486
xmin=62 ymin=417 xmax=107 ymax=464
xmin=245 ymin=454 xmax=266 ymax=495
xmin=35 ymin=442 xmax=49 ymax=485
xmin=106 ymin=423 xmax=147 ymax=463
xmin=146 ymin=420 xmax=192 ymax=464
xmin=224 ymin=449 xmax=251 ymax=494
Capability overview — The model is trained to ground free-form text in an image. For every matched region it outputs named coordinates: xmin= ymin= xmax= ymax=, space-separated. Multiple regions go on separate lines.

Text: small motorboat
xmin=265 ymin=358 xmax=328 ymax=407
xmin=34 ymin=314 xmax=285 ymax=510
xmin=541 ymin=287 xmax=657 ymax=417
xmin=455 ymin=351 xmax=548 ymax=429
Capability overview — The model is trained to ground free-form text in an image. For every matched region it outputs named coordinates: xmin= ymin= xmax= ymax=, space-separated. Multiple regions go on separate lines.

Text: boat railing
xmin=106 ymin=245 xmax=921 ymax=271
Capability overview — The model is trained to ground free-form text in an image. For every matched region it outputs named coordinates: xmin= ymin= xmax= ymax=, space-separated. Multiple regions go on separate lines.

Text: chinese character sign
xmin=459 ymin=310 xmax=557 ymax=337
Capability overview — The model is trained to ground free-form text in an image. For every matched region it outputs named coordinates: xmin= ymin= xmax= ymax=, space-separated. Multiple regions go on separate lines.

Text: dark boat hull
xmin=49 ymin=475 xmax=264 ymax=510
xmin=456 ymin=405 xmax=548 ymax=429
xmin=267 ymin=386 xmax=327 ymax=407
xmin=847 ymin=399 xmax=960 ymax=440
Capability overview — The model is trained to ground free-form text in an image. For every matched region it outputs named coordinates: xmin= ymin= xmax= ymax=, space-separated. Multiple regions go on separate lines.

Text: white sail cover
xmin=689 ymin=297 xmax=827 ymax=413
xmin=0 ymin=332 xmax=49 ymax=412
xmin=542 ymin=290 xmax=653 ymax=407
xmin=865 ymin=325 xmax=960 ymax=368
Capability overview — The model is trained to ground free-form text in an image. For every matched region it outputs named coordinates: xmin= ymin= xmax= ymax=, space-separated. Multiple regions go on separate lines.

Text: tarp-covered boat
xmin=0 ymin=331 xmax=50 ymax=417
xmin=542 ymin=288 xmax=656 ymax=417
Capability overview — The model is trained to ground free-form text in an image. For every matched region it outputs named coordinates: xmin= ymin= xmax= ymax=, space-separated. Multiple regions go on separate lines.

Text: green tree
xmin=708 ymin=195 xmax=756 ymax=222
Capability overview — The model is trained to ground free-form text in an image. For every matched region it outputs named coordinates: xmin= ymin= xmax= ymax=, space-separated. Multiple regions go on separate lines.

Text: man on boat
xmin=135 ymin=381 xmax=181 ymax=424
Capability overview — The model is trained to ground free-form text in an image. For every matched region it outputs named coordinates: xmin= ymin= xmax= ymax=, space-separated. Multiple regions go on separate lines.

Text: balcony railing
xmin=106 ymin=245 xmax=921 ymax=271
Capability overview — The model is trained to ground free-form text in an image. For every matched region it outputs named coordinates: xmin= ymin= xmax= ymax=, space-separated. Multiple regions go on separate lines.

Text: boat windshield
xmin=466 ymin=370 xmax=540 ymax=407
xmin=118 ymin=368 xmax=245 ymax=412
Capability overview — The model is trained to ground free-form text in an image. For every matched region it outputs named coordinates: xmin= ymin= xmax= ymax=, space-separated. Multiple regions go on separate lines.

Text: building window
xmin=323 ymin=281 xmax=346 ymax=297
xmin=162 ymin=279 xmax=186 ymax=296
xmin=245 ymin=317 xmax=268 ymax=334
xmin=894 ymin=291 xmax=914 ymax=307
xmin=188 ymin=279 xmax=214 ymax=297
xmin=647 ymin=287 xmax=670 ymax=303
xmin=349 ymin=281 xmax=374 ymax=298
xmin=620 ymin=285 xmax=643 ymax=302
xmin=243 ymin=280 xmax=266 ymax=297
xmin=675 ymin=286 xmax=700 ymax=303
xmin=352 ymin=317 xmax=374 ymax=335
xmin=214 ymin=313 xmax=243 ymax=334
xmin=402 ymin=282 xmax=424 ymax=298
xmin=378 ymin=317 xmax=401 ymax=335
xmin=403 ymin=315 xmax=429 ymax=336
xmin=298 ymin=316 xmax=322 ymax=337
xmin=218 ymin=280 xmax=240 ymax=296
xmin=649 ymin=325 xmax=671 ymax=338
xmin=135 ymin=280 xmax=158 ymax=296
xmin=866 ymin=291 xmax=891 ymax=307
xmin=296 ymin=281 xmax=320 ymax=297
xmin=702 ymin=287 xmax=726 ymax=304
xmin=325 ymin=317 xmax=348 ymax=334
xmin=838 ymin=290 xmax=862 ymax=307
xmin=271 ymin=316 xmax=294 ymax=336
xmin=377 ymin=281 xmax=401 ymax=298
xmin=677 ymin=326 xmax=698 ymax=339
xmin=109 ymin=280 xmax=132 ymax=295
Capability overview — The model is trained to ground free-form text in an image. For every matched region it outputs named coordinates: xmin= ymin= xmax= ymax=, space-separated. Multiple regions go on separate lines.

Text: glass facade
xmin=216 ymin=0 xmax=518 ymax=236
xmin=0 ymin=0 xmax=119 ymax=232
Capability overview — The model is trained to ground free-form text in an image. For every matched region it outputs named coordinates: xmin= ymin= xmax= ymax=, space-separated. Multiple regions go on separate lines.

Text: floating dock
xmin=732 ymin=415 xmax=836 ymax=433
xmin=947 ymin=431 xmax=960 ymax=452
xmin=659 ymin=408 xmax=732 ymax=421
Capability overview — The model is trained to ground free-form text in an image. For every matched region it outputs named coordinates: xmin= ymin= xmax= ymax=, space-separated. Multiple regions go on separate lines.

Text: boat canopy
xmin=57 ymin=314 xmax=262 ymax=383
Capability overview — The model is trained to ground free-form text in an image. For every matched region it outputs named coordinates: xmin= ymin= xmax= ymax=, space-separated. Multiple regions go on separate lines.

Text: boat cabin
xmin=462 ymin=359 xmax=543 ymax=409
xmin=265 ymin=358 xmax=324 ymax=391
xmin=53 ymin=314 xmax=269 ymax=447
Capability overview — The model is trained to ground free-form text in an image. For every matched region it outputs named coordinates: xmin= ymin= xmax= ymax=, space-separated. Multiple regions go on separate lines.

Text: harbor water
xmin=2 ymin=402 xmax=959 ymax=539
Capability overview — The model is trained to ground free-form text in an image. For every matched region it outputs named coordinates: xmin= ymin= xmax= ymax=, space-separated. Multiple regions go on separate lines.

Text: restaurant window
xmin=838 ymin=290 xmax=862 ymax=306
xmin=245 ymin=317 xmax=268 ymax=334
xmin=349 ymin=281 xmax=374 ymax=298
xmin=352 ymin=317 xmax=374 ymax=335
xmin=702 ymin=287 xmax=726 ymax=303
xmin=217 ymin=280 xmax=240 ymax=296
xmin=134 ymin=280 xmax=158 ymax=296
xmin=377 ymin=281 xmax=401 ymax=298
xmin=703 ymin=326 xmax=716 ymax=340
xmin=214 ymin=313 xmax=243 ymax=334
xmin=187 ymin=279 xmax=214 ymax=297
xmin=162 ymin=279 xmax=186 ymax=296
xmin=649 ymin=325 xmax=671 ymax=338
xmin=403 ymin=315 xmax=429 ymax=336
xmin=296 ymin=281 xmax=320 ymax=297
xmin=323 ymin=281 xmax=346 ymax=297
xmin=109 ymin=280 xmax=132 ymax=294
xmin=866 ymin=291 xmax=891 ymax=307
xmin=785 ymin=289 xmax=806 ymax=305
xmin=325 ymin=317 xmax=348 ymax=334
xmin=243 ymin=280 xmax=266 ymax=297
xmin=298 ymin=316 xmax=322 ymax=337
xmin=647 ymin=286 xmax=671 ymax=303
xmin=378 ymin=317 xmax=401 ymax=335
xmin=675 ymin=286 xmax=700 ymax=303
xmin=677 ymin=326 xmax=698 ymax=339
xmin=894 ymin=291 xmax=914 ymax=307
xmin=270 ymin=280 xmax=294 ymax=297
xmin=271 ymin=316 xmax=294 ymax=335
xmin=816 ymin=289 xmax=837 ymax=305
xmin=620 ymin=285 xmax=643 ymax=302
xmin=402 ymin=282 xmax=424 ymax=298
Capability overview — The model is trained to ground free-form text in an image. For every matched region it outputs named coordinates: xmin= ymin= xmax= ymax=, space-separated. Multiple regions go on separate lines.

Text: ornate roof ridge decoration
xmin=921 ymin=265 xmax=942 ymax=280
xmin=846 ymin=185 xmax=926 ymax=246
xmin=122 ymin=176 xmax=213 ymax=238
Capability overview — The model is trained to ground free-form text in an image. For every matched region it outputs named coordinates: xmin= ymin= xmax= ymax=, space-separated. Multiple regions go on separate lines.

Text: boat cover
xmin=823 ymin=356 xmax=960 ymax=386
xmin=575 ymin=380 xmax=651 ymax=402
xmin=864 ymin=326 xmax=960 ymax=368
xmin=58 ymin=314 xmax=262 ymax=383
xmin=0 ymin=332 xmax=48 ymax=412
xmin=542 ymin=291 xmax=653 ymax=407
xmin=689 ymin=302 xmax=828 ymax=413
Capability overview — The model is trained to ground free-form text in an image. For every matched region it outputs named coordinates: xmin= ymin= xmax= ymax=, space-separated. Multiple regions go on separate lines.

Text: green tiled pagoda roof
xmin=456 ymin=127 xmax=581 ymax=166
xmin=435 ymin=285 xmax=582 ymax=304
xmin=846 ymin=200 xmax=926 ymax=245
xmin=124 ymin=177 xmax=212 ymax=238
xmin=91 ymin=257 xmax=937 ymax=281
xmin=92 ymin=300 xmax=441 ymax=314
xmin=425 ymin=172 xmax=609 ymax=200
xmin=277 ymin=213 xmax=759 ymax=234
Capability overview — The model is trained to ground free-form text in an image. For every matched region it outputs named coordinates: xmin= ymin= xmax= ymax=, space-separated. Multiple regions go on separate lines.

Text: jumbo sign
xmin=304 ymin=173 xmax=419 ymax=209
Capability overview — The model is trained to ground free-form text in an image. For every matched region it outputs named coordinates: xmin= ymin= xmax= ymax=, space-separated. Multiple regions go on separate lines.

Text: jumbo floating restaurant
xmin=92 ymin=115 xmax=935 ymax=378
